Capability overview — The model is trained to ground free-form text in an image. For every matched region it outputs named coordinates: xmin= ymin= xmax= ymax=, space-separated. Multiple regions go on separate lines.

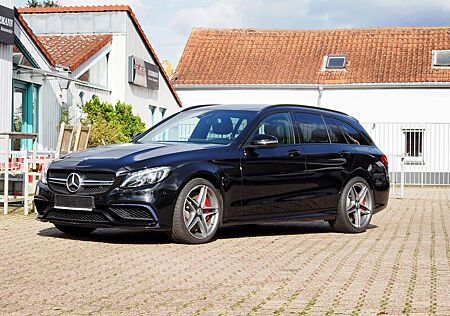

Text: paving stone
xmin=0 ymin=187 xmax=449 ymax=315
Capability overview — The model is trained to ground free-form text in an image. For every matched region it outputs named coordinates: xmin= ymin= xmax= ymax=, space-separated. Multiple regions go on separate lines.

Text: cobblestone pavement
xmin=1 ymin=187 xmax=449 ymax=315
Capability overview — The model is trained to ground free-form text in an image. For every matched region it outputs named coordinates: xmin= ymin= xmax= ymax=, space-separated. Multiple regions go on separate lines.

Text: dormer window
xmin=433 ymin=50 xmax=450 ymax=67
xmin=325 ymin=54 xmax=347 ymax=69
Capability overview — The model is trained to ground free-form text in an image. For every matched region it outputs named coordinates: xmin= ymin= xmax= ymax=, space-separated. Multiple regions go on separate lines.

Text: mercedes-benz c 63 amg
xmin=35 ymin=104 xmax=389 ymax=244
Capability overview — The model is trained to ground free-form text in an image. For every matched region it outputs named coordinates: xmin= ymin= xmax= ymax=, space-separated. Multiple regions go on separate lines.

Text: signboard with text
xmin=0 ymin=5 xmax=14 ymax=45
xmin=128 ymin=55 xmax=159 ymax=90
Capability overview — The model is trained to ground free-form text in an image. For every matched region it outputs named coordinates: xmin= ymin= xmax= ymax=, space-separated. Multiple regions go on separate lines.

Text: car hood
xmin=49 ymin=142 xmax=226 ymax=173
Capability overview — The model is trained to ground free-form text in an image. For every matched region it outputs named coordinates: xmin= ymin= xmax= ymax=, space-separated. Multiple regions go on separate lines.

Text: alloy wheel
xmin=346 ymin=182 xmax=373 ymax=228
xmin=183 ymin=185 xmax=219 ymax=239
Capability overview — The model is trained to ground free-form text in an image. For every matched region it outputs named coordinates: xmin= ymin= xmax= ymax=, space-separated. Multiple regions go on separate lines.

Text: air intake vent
xmin=46 ymin=210 xmax=108 ymax=223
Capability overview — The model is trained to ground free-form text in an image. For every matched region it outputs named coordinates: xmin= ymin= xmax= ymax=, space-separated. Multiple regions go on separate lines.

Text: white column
xmin=0 ymin=0 xmax=13 ymax=141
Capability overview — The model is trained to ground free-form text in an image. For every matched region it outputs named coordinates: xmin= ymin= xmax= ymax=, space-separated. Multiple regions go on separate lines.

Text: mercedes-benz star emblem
xmin=66 ymin=173 xmax=82 ymax=193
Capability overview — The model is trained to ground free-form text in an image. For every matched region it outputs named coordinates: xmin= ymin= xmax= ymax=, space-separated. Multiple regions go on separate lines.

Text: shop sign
xmin=0 ymin=5 xmax=14 ymax=45
xmin=128 ymin=55 xmax=159 ymax=90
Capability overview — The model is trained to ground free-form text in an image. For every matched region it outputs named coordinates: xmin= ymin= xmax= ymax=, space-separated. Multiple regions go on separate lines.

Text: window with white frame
xmin=159 ymin=108 xmax=167 ymax=121
xmin=433 ymin=50 xmax=450 ymax=67
xmin=149 ymin=105 xmax=156 ymax=126
xmin=325 ymin=54 xmax=347 ymax=69
xmin=403 ymin=128 xmax=424 ymax=162
xmin=78 ymin=54 xmax=109 ymax=87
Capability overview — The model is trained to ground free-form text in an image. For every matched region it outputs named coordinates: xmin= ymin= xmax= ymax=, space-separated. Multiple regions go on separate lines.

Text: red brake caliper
xmin=204 ymin=197 xmax=210 ymax=221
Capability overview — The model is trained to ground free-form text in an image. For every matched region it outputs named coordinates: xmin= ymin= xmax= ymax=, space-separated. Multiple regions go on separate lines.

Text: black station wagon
xmin=35 ymin=104 xmax=390 ymax=244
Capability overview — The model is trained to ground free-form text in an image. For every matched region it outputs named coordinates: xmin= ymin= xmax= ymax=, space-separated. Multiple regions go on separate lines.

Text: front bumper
xmin=34 ymin=180 xmax=177 ymax=230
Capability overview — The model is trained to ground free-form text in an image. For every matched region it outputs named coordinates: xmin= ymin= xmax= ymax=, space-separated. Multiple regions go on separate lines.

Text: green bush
xmin=81 ymin=97 xmax=146 ymax=147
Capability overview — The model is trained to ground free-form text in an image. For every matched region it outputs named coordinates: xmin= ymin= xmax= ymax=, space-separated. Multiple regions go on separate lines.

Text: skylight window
xmin=325 ymin=55 xmax=347 ymax=69
xmin=433 ymin=50 xmax=450 ymax=67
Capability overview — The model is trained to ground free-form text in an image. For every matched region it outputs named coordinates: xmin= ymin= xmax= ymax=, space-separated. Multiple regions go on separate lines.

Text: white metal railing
xmin=362 ymin=122 xmax=450 ymax=186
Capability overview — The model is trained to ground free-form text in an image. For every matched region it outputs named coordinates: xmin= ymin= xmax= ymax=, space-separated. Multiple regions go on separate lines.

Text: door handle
xmin=340 ymin=150 xmax=351 ymax=157
xmin=288 ymin=150 xmax=301 ymax=157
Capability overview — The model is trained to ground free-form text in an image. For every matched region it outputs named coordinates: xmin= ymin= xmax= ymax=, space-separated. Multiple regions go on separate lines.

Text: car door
xmin=294 ymin=112 xmax=355 ymax=213
xmin=240 ymin=111 xmax=308 ymax=218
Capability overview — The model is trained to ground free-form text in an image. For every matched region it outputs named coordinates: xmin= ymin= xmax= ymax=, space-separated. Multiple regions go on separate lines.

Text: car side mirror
xmin=131 ymin=132 xmax=143 ymax=141
xmin=249 ymin=134 xmax=279 ymax=148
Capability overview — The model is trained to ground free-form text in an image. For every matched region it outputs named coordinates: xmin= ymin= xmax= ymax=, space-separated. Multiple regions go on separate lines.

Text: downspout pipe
xmin=317 ymin=85 xmax=324 ymax=107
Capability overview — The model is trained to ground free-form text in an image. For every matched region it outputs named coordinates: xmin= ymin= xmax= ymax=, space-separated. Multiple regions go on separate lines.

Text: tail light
xmin=380 ymin=154 xmax=388 ymax=168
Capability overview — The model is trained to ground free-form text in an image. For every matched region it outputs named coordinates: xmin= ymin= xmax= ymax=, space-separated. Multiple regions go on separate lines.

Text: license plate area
xmin=54 ymin=195 xmax=95 ymax=211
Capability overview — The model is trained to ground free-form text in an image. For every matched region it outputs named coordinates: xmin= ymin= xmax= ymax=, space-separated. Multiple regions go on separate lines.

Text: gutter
xmin=175 ymin=82 xmax=450 ymax=90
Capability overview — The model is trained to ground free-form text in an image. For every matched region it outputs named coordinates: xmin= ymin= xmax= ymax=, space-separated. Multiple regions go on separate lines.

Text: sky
xmin=14 ymin=0 xmax=450 ymax=67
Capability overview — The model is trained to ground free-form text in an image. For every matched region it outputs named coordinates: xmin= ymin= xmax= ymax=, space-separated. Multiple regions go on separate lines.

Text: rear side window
xmin=334 ymin=119 xmax=370 ymax=145
xmin=323 ymin=116 xmax=347 ymax=144
xmin=295 ymin=113 xmax=330 ymax=143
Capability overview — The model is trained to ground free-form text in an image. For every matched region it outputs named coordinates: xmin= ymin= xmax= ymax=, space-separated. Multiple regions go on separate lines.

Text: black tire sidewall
xmin=170 ymin=178 xmax=223 ymax=244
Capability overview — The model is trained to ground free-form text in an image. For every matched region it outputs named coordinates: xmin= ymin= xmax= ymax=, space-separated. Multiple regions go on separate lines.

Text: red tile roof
xmin=14 ymin=9 xmax=56 ymax=66
xmin=18 ymin=5 xmax=182 ymax=107
xmin=38 ymin=34 xmax=112 ymax=71
xmin=175 ymin=27 xmax=450 ymax=85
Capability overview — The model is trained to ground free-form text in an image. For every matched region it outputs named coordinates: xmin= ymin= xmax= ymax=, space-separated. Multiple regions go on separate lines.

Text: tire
xmin=169 ymin=178 xmax=223 ymax=244
xmin=55 ymin=224 xmax=96 ymax=236
xmin=329 ymin=176 xmax=374 ymax=233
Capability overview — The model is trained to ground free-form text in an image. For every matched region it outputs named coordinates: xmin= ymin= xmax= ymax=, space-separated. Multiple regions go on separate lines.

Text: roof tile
xmin=175 ymin=27 xmax=450 ymax=85
xmin=38 ymin=34 xmax=112 ymax=71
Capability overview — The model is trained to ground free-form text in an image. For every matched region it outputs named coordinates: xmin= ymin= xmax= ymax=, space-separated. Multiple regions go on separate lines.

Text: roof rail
xmin=267 ymin=104 xmax=349 ymax=116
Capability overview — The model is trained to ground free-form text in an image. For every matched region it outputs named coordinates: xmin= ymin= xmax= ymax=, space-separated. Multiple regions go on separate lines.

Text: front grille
xmin=49 ymin=171 xmax=115 ymax=182
xmin=110 ymin=206 xmax=155 ymax=221
xmin=46 ymin=209 xmax=108 ymax=223
xmin=49 ymin=182 xmax=111 ymax=195
xmin=48 ymin=170 xmax=115 ymax=195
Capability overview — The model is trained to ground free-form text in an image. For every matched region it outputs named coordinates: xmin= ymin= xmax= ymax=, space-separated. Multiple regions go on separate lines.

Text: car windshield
xmin=137 ymin=109 xmax=257 ymax=145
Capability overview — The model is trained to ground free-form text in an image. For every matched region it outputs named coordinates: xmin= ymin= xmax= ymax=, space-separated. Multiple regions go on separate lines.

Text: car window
xmin=334 ymin=119 xmax=370 ymax=145
xmin=295 ymin=113 xmax=330 ymax=143
xmin=254 ymin=112 xmax=294 ymax=145
xmin=138 ymin=109 xmax=256 ymax=144
xmin=205 ymin=117 xmax=248 ymax=141
xmin=323 ymin=116 xmax=347 ymax=144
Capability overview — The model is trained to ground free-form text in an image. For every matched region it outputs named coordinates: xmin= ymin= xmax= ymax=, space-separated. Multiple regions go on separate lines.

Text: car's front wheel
xmin=329 ymin=176 xmax=374 ymax=233
xmin=54 ymin=224 xmax=96 ymax=236
xmin=169 ymin=178 xmax=222 ymax=244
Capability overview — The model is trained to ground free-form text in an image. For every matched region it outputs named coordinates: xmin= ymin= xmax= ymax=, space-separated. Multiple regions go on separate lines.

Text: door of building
xmin=12 ymin=80 xmax=38 ymax=150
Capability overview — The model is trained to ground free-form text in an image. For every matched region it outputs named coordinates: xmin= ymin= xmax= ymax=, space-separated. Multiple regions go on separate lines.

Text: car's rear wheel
xmin=169 ymin=178 xmax=222 ymax=244
xmin=329 ymin=176 xmax=374 ymax=233
xmin=54 ymin=224 xmax=96 ymax=236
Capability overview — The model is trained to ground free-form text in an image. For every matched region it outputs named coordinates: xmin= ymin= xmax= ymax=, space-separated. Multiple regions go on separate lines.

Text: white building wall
xmin=321 ymin=89 xmax=450 ymax=123
xmin=22 ymin=11 xmax=127 ymax=35
xmin=176 ymin=87 xmax=450 ymax=123
xmin=125 ymin=17 xmax=180 ymax=128
xmin=109 ymin=33 xmax=127 ymax=106
xmin=39 ymin=80 xmax=61 ymax=150
xmin=0 ymin=0 xmax=13 ymax=151
xmin=177 ymin=88 xmax=318 ymax=109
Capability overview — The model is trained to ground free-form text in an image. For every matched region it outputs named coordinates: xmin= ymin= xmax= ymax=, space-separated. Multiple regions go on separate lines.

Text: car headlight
xmin=41 ymin=162 xmax=51 ymax=185
xmin=120 ymin=166 xmax=171 ymax=188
